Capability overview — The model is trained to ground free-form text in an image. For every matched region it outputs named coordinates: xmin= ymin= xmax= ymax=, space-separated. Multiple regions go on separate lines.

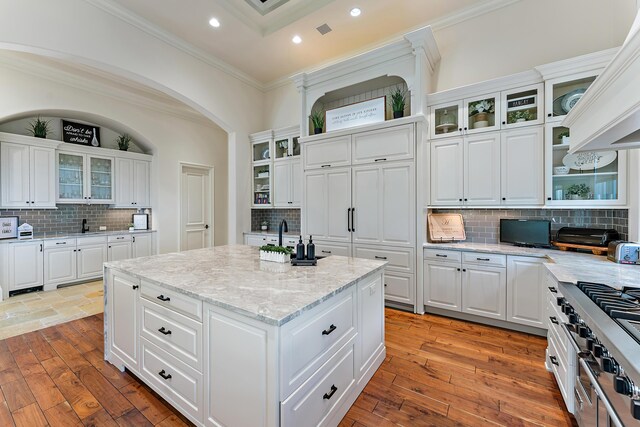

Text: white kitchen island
xmin=103 ymin=245 xmax=386 ymax=427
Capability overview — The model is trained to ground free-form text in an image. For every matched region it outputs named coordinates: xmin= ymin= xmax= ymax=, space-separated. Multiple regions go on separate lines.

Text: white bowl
xmin=554 ymin=166 xmax=570 ymax=175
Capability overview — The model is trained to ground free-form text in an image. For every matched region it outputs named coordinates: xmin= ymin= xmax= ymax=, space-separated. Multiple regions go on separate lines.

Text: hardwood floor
xmin=0 ymin=309 xmax=576 ymax=426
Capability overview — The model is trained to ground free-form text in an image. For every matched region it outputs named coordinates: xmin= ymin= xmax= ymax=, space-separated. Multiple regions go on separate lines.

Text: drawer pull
xmin=323 ymin=384 xmax=338 ymax=400
xmin=321 ymin=250 xmax=332 ymax=254
xmin=322 ymin=324 xmax=337 ymax=336
xmin=549 ymin=316 xmax=559 ymax=325
xmin=158 ymin=327 xmax=172 ymax=335
xmin=435 ymin=254 xmax=448 ymax=258
xmin=549 ymin=355 xmax=559 ymax=366
xmin=116 ymin=237 xmax=125 ymax=240
xmin=374 ymin=158 xmax=387 ymax=162
xmin=321 ymin=164 xmax=331 ymax=168
xmin=158 ymin=370 xmax=172 ymax=380
xmin=56 ymin=242 xmax=67 ymax=245
xmin=548 ymin=286 xmax=558 ymax=293
xmin=157 ymin=295 xmax=171 ymax=302
xmin=374 ymin=256 xmax=387 ymax=260
xmin=476 ymin=257 xmax=490 ymax=261
xmin=132 ymin=285 xmax=139 ymax=290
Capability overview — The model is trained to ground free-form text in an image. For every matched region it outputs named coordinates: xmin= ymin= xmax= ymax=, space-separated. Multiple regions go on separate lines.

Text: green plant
xmin=309 ymin=109 xmax=325 ymax=130
xmin=259 ymin=245 xmax=293 ymax=255
xmin=557 ymin=130 xmax=570 ymax=139
xmin=389 ymin=86 xmax=407 ymax=113
xmin=116 ymin=133 xmax=132 ymax=151
xmin=469 ymin=99 xmax=495 ymax=115
xmin=566 ymin=184 xmax=590 ymax=198
xmin=27 ymin=116 xmax=51 ymax=138
xmin=507 ymin=109 xmax=531 ymax=122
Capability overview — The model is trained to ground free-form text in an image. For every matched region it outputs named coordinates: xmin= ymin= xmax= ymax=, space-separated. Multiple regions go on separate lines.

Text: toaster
xmin=608 ymin=241 xmax=640 ymax=264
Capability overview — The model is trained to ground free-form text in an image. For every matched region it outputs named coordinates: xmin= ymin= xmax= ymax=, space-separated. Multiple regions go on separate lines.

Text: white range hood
xmin=564 ymin=10 xmax=640 ymax=152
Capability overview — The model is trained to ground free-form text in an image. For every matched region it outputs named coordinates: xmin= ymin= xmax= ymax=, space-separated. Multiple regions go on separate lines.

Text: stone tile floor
xmin=0 ymin=281 xmax=103 ymax=340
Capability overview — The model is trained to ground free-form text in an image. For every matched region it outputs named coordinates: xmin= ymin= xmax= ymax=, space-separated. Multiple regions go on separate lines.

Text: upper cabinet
xmin=250 ymin=130 xmax=273 ymax=208
xmin=115 ymin=158 xmax=151 ymax=208
xmin=57 ymin=152 xmax=114 ymax=204
xmin=544 ymin=72 xmax=598 ymax=123
xmin=501 ymin=84 xmax=544 ymax=129
xmin=274 ymin=133 xmax=300 ymax=161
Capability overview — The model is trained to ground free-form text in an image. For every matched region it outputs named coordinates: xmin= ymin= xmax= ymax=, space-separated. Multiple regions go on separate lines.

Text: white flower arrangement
xmin=469 ymin=99 xmax=495 ymax=115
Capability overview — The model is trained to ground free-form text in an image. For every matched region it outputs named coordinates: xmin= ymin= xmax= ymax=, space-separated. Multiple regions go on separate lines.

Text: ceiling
xmin=108 ymin=0 xmax=490 ymax=84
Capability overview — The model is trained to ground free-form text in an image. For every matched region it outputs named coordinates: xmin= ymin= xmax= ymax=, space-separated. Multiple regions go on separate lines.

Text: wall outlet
xmin=99 ymin=226 xmax=107 ymax=231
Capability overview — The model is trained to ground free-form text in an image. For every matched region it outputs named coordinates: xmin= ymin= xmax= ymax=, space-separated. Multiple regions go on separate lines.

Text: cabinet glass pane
xmin=433 ymin=105 xmax=460 ymax=136
xmin=58 ymin=153 xmax=84 ymax=200
xmin=253 ymin=164 xmax=270 ymax=205
xmin=253 ymin=141 xmax=270 ymax=161
xmin=467 ymin=96 xmax=497 ymax=130
xmin=551 ymin=76 xmax=597 ymax=118
xmin=292 ymin=137 xmax=300 ymax=156
xmin=550 ymin=127 xmax=619 ymax=201
xmin=505 ymin=88 xmax=539 ymax=124
xmin=275 ymin=138 xmax=288 ymax=159
xmin=90 ymin=157 xmax=112 ymax=200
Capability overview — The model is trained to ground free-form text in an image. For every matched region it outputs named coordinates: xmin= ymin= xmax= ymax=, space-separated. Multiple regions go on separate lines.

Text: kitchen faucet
xmin=278 ymin=219 xmax=288 ymax=246
xmin=81 ymin=219 xmax=90 ymax=233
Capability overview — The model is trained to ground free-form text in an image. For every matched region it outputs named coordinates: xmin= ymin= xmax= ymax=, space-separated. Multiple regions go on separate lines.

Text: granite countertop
xmin=423 ymin=242 xmax=640 ymax=290
xmin=105 ymin=245 xmax=386 ymax=326
xmin=0 ymin=229 xmax=156 ymax=243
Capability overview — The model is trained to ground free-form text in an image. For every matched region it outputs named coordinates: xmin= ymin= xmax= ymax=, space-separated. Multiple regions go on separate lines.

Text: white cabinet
xmin=501 ymin=126 xmax=544 ymax=205
xmin=57 ymin=152 xmax=115 ymax=204
xmin=44 ymin=241 xmax=77 ymax=286
xmin=303 ymin=135 xmax=351 ymax=170
xmin=507 ymin=256 xmax=546 ymax=328
xmin=115 ymin=158 xmax=151 ymax=208
xmin=8 ymin=241 xmax=44 ymax=292
xmin=303 ymin=168 xmax=351 ymax=242
xmin=108 ymin=271 xmax=140 ymax=370
xmin=461 ymin=264 xmax=506 ymax=320
xmin=132 ymin=233 xmax=153 ymax=258
xmin=273 ymin=158 xmax=301 ymax=208
xmin=499 ymin=83 xmax=544 ymax=129
xmin=1 ymin=142 xmax=56 ymax=208
xmin=464 ymin=133 xmax=501 ymax=205
xmin=244 ymin=234 xmax=268 ymax=247
xmin=423 ymin=260 xmax=461 ymax=311
xmin=351 ymin=124 xmax=414 ymax=164
xmin=77 ymin=243 xmax=108 ymax=279
xmin=429 ymin=138 xmax=463 ymax=205
xmin=357 ymin=273 xmax=384 ymax=381
xmin=109 ymin=236 xmax=133 ymax=261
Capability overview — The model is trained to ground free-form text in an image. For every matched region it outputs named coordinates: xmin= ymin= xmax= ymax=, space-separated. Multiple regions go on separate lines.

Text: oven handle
xmin=562 ymin=323 xmax=582 ymax=355
xmin=578 ymin=357 xmax=624 ymax=427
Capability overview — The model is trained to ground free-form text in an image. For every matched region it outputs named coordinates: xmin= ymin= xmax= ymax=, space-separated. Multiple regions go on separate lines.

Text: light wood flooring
xmin=0 ymin=308 xmax=576 ymax=426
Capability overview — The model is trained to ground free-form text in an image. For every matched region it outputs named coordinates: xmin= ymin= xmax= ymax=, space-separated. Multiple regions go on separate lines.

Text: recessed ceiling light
xmin=350 ymin=7 xmax=361 ymax=17
xmin=209 ymin=17 xmax=220 ymax=28
xmin=292 ymin=35 xmax=302 ymax=44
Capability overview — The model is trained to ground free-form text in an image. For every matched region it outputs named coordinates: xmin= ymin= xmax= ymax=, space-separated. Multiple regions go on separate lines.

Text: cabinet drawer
xmin=351 ymin=124 xmax=414 ymax=164
xmin=281 ymin=289 xmax=356 ymax=398
xmin=462 ymin=252 xmax=506 ymax=267
xmin=353 ymin=246 xmax=413 ymax=273
xmin=547 ymin=330 xmax=569 ymax=398
xmin=314 ymin=241 xmax=351 ymax=257
xmin=423 ymin=249 xmax=461 ymax=263
xmin=383 ymin=272 xmax=415 ymax=305
xmin=141 ymin=280 xmax=203 ymax=322
xmin=76 ymin=235 xmax=108 ymax=246
xmin=108 ymin=234 xmax=132 ymax=243
xmin=141 ymin=299 xmax=203 ymax=371
xmin=303 ymin=136 xmax=351 ymax=170
xmin=44 ymin=239 xmax=76 ymax=248
xmin=281 ymin=343 xmax=355 ymax=427
xmin=140 ymin=338 xmax=203 ymax=423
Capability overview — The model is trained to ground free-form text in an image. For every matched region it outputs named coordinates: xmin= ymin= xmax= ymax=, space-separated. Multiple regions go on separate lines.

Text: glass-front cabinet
xmin=430 ymin=101 xmax=463 ymax=139
xmin=253 ymin=164 xmax=271 ymax=206
xmin=274 ymin=135 xmax=300 ymax=160
xmin=252 ymin=139 xmax=271 ymax=162
xmin=544 ymin=124 xmax=627 ymax=206
xmin=251 ymin=130 xmax=273 ymax=208
xmin=545 ymin=72 xmax=598 ymax=123
xmin=57 ymin=152 xmax=114 ymax=204
xmin=501 ymin=83 xmax=544 ymax=128
xmin=464 ymin=92 xmax=501 ymax=135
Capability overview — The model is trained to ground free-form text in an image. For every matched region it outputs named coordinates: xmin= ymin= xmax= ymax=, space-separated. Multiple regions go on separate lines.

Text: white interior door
xmin=181 ymin=165 xmax=213 ymax=251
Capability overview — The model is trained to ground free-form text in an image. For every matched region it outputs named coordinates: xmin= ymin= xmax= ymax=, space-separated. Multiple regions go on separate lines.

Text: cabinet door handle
xmin=158 ymin=327 xmax=172 ymax=335
xmin=116 ymin=237 xmax=124 ymax=240
xmin=56 ymin=242 xmax=66 ymax=245
xmin=547 ymin=197 xmax=552 ymax=201
xmin=132 ymin=285 xmax=139 ymax=290
xmin=457 ymin=268 xmax=461 ymax=271
xmin=548 ymin=286 xmax=558 ymax=294
xmin=323 ymin=384 xmax=338 ymax=400
xmin=502 ymin=197 xmax=506 ymax=201
xmin=40 ymin=244 xmax=43 ymax=252
xmin=374 ymin=158 xmax=387 ymax=162
xmin=347 ymin=208 xmax=352 ymax=232
xmin=73 ymin=249 xmax=77 ymax=252
xmin=462 ymin=269 xmax=467 ymax=272
xmin=321 ymin=164 xmax=331 ymax=168
xmin=476 ymin=258 xmax=490 ymax=261
xmin=133 ymin=237 xmax=136 ymax=243
xmin=158 ymin=370 xmax=172 ymax=380
xmin=549 ymin=355 xmax=559 ymax=366
xmin=321 ymin=250 xmax=332 ymax=254
xmin=548 ymin=113 xmax=552 ymax=118
xmin=25 ymin=201 xmax=29 ymax=204
xmin=157 ymin=295 xmax=171 ymax=302
xmin=31 ymin=201 xmax=34 ymax=204
xmin=322 ymin=324 xmax=337 ymax=336
xmin=435 ymin=254 xmax=448 ymax=258
xmin=384 ymin=283 xmax=387 ymax=287
xmin=351 ymin=208 xmax=355 ymax=232
xmin=374 ymin=256 xmax=387 ymax=260
xmin=502 ymin=121 xmax=506 ymax=125
xmin=549 ymin=316 xmax=559 ymax=325
xmin=459 ymin=199 xmax=463 ymax=202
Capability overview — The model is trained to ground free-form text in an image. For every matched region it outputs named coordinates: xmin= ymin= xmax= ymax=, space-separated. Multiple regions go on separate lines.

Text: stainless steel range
xmin=560 ymin=281 xmax=640 ymax=426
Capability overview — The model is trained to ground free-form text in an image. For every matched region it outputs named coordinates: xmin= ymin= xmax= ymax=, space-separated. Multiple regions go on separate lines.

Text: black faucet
xmin=81 ymin=219 xmax=90 ymax=233
xmin=278 ymin=219 xmax=288 ymax=246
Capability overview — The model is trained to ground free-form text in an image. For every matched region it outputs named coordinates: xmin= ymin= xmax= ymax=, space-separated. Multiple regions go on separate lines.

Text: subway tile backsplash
xmin=251 ymin=209 xmax=300 ymax=233
xmin=430 ymin=209 xmax=629 ymax=243
xmin=0 ymin=205 xmax=150 ymax=234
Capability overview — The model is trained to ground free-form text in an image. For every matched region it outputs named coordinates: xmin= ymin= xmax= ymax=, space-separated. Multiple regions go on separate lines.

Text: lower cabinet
xmin=132 ymin=233 xmax=153 ymax=258
xmin=424 ymin=257 xmax=462 ymax=311
xmin=8 ymin=240 xmax=44 ymax=292
xmin=109 ymin=238 xmax=132 ymax=261
xmin=77 ymin=243 xmax=108 ymax=279
xmin=44 ymin=241 xmax=77 ymax=286
xmin=507 ymin=256 xmax=547 ymax=327
xmin=108 ymin=271 xmax=140 ymax=371
xmin=461 ymin=264 xmax=506 ymax=320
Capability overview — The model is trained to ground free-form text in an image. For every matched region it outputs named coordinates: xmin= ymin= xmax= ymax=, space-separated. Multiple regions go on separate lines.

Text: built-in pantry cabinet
xmin=115 ymin=157 xmax=151 ymax=208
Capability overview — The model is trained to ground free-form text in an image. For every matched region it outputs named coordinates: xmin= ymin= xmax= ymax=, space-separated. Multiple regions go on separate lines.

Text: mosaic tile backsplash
xmin=251 ymin=209 xmax=300 ymax=233
xmin=430 ymin=209 xmax=629 ymax=243
xmin=0 ymin=205 xmax=149 ymax=234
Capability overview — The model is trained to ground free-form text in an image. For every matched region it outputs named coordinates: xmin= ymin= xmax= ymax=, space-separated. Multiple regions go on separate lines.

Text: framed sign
xmin=507 ymin=94 xmax=537 ymax=111
xmin=325 ymin=96 xmax=386 ymax=132
xmin=0 ymin=216 xmax=19 ymax=240
xmin=428 ymin=213 xmax=466 ymax=242
xmin=62 ymin=120 xmax=100 ymax=147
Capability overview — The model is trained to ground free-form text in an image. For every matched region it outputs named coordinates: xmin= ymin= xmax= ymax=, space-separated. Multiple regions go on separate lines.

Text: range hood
xmin=564 ymin=10 xmax=640 ymax=152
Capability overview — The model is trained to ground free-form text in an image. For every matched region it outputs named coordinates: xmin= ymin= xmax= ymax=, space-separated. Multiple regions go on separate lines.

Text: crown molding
xmin=85 ymin=0 xmax=265 ymax=91
xmin=535 ymin=48 xmax=619 ymax=80
xmin=428 ymin=0 xmax=523 ymax=32
xmin=0 ymin=54 xmax=213 ymax=126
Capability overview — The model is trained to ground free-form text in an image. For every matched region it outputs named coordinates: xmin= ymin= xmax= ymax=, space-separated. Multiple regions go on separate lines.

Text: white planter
xmin=260 ymin=250 xmax=289 ymax=263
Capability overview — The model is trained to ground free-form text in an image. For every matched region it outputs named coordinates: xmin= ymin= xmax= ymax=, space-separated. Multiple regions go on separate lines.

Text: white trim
xmin=179 ymin=162 xmax=215 ymax=251
xmin=0 ymin=132 xmax=62 ymax=149
xmin=535 ymin=48 xmax=618 ymax=80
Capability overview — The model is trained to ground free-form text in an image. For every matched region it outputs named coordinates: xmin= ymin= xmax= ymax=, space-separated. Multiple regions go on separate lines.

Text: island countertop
xmin=104 ymin=244 xmax=386 ymax=326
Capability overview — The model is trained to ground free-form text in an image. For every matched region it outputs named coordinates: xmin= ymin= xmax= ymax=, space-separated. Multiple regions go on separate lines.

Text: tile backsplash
xmin=251 ymin=209 xmax=300 ymax=233
xmin=0 ymin=205 xmax=149 ymax=234
xmin=430 ymin=209 xmax=629 ymax=243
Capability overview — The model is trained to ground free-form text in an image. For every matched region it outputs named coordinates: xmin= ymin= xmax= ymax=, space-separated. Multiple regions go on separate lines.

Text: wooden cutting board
xmin=552 ymin=241 xmax=607 ymax=256
xmin=428 ymin=213 xmax=466 ymax=242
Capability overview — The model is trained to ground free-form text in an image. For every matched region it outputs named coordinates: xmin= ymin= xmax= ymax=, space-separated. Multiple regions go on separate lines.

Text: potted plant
xmin=310 ymin=109 xmax=325 ymax=135
xmin=116 ymin=133 xmax=132 ymax=151
xmin=27 ymin=116 xmax=51 ymax=138
xmin=128 ymin=223 xmax=135 ymax=232
xmin=558 ymin=130 xmax=570 ymax=145
xmin=261 ymin=220 xmax=269 ymax=231
xmin=566 ymin=183 xmax=590 ymax=200
xmin=259 ymin=245 xmax=293 ymax=263
xmin=507 ymin=109 xmax=531 ymax=123
xmin=468 ymin=99 xmax=495 ymax=128
xmin=390 ymin=86 xmax=407 ymax=119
